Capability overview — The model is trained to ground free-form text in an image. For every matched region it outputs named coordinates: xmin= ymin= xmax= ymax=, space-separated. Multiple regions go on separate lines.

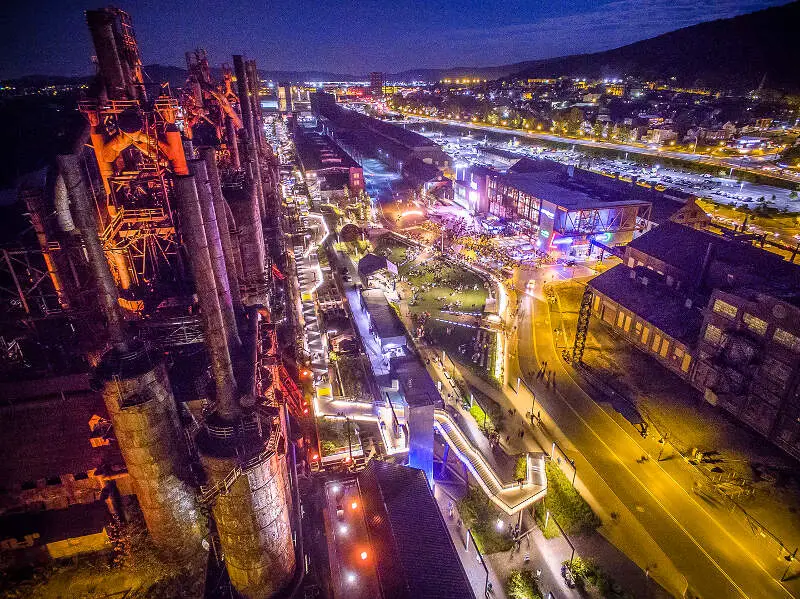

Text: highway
xmin=501 ymin=282 xmax=798 ymax=599
xmin=401 ymin=114 xmax=800 ymax=187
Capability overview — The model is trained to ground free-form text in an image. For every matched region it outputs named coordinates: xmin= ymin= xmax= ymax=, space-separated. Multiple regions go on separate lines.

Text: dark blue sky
xmin=0 ymin=0 xmax=787 ymax=78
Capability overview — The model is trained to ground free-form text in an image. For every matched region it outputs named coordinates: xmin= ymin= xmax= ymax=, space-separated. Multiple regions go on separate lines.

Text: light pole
xmin=657 ymin=434 xmax=669 ymax=461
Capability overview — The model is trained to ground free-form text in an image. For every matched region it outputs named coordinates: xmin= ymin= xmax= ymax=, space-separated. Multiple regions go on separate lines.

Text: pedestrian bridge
xmin=434 ymin=409 xmax=547 ymax=515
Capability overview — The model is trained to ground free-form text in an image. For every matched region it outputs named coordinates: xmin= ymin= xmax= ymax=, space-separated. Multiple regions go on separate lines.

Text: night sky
xmin=0 ymin=0 xmax=788 ymax=79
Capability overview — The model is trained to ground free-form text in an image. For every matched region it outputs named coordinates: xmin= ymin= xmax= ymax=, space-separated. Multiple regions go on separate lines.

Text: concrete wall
xmin=407 ymin=403 xmax=434 ymax=486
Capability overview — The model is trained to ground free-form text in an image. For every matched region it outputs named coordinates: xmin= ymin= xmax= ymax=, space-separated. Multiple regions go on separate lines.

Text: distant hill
xmin=4 ymin=2 xmax=797 ymax=92
xmin=504 ymin=1 xmax=800 ymax=92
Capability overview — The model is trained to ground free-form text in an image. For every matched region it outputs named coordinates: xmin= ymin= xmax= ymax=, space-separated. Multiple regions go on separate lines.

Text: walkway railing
xmin=434 ymin=409 xmax=547 ymax=515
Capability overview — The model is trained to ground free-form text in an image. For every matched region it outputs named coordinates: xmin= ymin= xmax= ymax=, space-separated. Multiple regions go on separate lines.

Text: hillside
xmin=3 ymin=2 xmax=797 ymax=91
xmin=507 ymin=1 xmax=800 ymax=92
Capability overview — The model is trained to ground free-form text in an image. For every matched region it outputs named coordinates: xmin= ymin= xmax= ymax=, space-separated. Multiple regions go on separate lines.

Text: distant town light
xmin=496 ymin=518 xmax=505 ymax=531
xmin=361 ymin=551 xmax=368 ymax=560
xmin=351 ymin=501 xmax=358 ymax=510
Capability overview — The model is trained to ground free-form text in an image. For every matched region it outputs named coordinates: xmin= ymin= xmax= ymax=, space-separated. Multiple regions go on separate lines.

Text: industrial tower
xmin=10 ymin=6 xmax=302 ymax=597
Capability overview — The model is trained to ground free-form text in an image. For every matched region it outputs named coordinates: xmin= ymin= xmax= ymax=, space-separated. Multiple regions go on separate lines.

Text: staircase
xmin=434 ymin=409 xmax=548 ymax=515
xmin=434 ymin=410 xmax=503 ymax=496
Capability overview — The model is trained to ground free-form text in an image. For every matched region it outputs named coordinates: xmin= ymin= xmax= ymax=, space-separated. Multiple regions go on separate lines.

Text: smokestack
xmin=174 ymin=175 xmax=239 ymax=420
xmin=189 ymin=159 xmax=241 ymax=351
xmin=57 ymin=154 xmax=126 ymax=350
xmin=696 ymin=241 xmax=716 ymax=290
xmin=224 ymin=200 xmax=246 ymax=291
xmin=233 ymin=55 xmax=253 ymax=141
xmin=86 ymin=9 xmax=126 ymax=100
xmin=246 ymin=59 xmax=264 ymax=152
xmin=246 ymin=140 xmax=266 ymax=219
xmin=85 ymin=8 xmax=146 ymax=101
xmin=201 ymin=148 xmax=244 ymax=322
xmin=225 ymin=117 xmax=241 ymax=169
xmin=227 ymin=176 xmax=267 ymax=306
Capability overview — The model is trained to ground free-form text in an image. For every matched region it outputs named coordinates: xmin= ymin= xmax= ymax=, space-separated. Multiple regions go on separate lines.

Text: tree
xmin=565 ymin=108 xmax=585 ymax=134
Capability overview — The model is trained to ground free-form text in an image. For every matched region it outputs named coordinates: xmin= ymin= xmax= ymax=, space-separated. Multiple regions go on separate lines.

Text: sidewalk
xmin=458 ymin=366 xmax=681 ymax=599
xmin=433 ymin=481 xmax=508 ymax=599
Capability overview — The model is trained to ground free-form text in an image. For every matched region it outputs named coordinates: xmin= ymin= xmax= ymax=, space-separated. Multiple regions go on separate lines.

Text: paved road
xmin=405 ymin=115 xmax=800 ymax=186
xmin=506 ymin=289 xmax=797 ymax=599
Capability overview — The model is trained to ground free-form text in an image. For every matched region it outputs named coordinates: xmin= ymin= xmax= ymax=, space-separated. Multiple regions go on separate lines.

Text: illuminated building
xmin=586 ymin=223 xmax=800 ymax=458
xmin=278 ymin=81 xmax=293 ymax=112
xmin=370 ymin=71 xmax=385 ymax=97
xmin=487 ymin=159 xmax=651 ymax=258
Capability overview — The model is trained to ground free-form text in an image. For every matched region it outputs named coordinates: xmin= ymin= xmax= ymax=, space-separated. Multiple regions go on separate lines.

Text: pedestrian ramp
xmin=434 ymin=409 xmax=547 ymax=515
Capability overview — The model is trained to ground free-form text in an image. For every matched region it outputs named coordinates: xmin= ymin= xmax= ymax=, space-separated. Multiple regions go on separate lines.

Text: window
xmin=704 ymin=324 xmax=723 ymax=346
xmin=634 ymin=322 xmax=643 ymax=337
xmin=673 ymin=346 xmax=685 ymax=361
xmin=681 ymin=354 xmax=692 ymax=372
xmin=773 ymin=329 xmax=800 ymax=352
xmin=616 ymin=311 xmax=625 ymax=328
xmin=712 ymin=299 xmax=738 ymax=319
xmin=651 ymin=334 xmax=662 ymax=352
xmin=641 ymin=326 xmax=650 ymax=344
xmin=742 ymin=313 xmax=767 ymax=336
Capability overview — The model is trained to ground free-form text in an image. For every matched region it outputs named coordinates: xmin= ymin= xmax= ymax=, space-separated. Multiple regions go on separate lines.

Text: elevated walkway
xmin=434 ymin=409 xmax=547 ymax=515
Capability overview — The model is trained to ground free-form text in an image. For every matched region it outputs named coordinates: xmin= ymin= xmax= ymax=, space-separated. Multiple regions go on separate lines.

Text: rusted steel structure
xmin=1 ymin=6 xmax=301 ymax=598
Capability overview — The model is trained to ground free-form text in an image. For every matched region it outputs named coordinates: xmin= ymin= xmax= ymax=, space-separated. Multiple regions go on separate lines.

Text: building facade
xmin=587 ymin=222 xmax=800 ymax=458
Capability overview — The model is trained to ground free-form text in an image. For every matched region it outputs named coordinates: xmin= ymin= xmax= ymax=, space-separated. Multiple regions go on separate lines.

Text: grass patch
xmin=374 ymin=236 xmax=412 ymax=268
xmin=457 ymin=487 xmax=514 ymax=554
xmin=469 ymin=401 xmax=492 ymax=432
xmin=506 ymin=569 xmax=543 ymax=599
xmin=533 ymin=502 xmax=561 ymax=539
xmin=405 ymin=258 xmax=488 ymax=316
xmin=421 ymin=319 xmax=495 ymax=379
xmin=537 ymin=461 xmax=600 ymax=536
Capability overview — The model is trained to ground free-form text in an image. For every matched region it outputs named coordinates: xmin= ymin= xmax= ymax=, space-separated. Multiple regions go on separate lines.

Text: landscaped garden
xmin=506 ymin=569 xmax=542 ymax=599
xmin=456 ymin=487 xmax=514 ymax=554
xmin=317 ymin=416 xmax=362 ymax=461
xmin=534 ymin=461 xmax=600 ymax=538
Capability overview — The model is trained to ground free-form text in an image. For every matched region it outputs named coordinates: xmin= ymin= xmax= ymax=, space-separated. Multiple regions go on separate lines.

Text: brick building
xmin=587 ymin=222 xmax=800 ymax=457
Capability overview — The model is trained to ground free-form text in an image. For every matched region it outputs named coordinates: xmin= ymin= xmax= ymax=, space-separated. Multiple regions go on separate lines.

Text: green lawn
xmin=535 ymin=461 xmax=600 ymax=538
xmin=405 ymin=258 xmax=488 ymax=317
xmin=422 ymin=319 xmax=496 ymax=379
xmin=373 ymin=236 xmax=412 ymax=268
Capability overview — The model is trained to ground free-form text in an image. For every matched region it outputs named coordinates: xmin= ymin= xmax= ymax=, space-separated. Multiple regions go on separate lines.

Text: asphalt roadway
xmin=504 ymin=288 xmax=798 ymax=599
xmin=409 ymin=115 xmax=800 ymax=186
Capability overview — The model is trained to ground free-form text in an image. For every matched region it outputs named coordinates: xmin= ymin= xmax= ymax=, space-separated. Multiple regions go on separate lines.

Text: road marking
xmin=524 ymin=296 xmax=794 ymax=599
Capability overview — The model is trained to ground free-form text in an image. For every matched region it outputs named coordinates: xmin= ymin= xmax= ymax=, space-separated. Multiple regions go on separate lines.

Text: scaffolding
xmin=572 ymin=286 xmax=593 ymax=364
xmin=80 ymin=97 xmax=183 ymax=295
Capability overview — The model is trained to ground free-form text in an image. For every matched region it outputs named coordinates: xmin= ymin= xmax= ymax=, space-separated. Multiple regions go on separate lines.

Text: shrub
xmin=541 ymin=461 xmax=600 ymax=535
xmin=506 ymin=569 xmax=542 ymax=599
xmin=457 ymin=488 xmax=514 ymax=554
xmin=515 ymin=455 xmax=528 ymax=481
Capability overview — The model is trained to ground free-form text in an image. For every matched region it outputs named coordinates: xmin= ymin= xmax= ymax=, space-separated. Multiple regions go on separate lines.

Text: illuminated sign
xmin=551 ymin=236 xmax=573 ymax=245
xmin=541 ymin=209 xmax=555 ymax=219
xmin=593 ymin=232 xmax=612 ymax=243
xmin=540 ymin=230 xmax=550 ymax=238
